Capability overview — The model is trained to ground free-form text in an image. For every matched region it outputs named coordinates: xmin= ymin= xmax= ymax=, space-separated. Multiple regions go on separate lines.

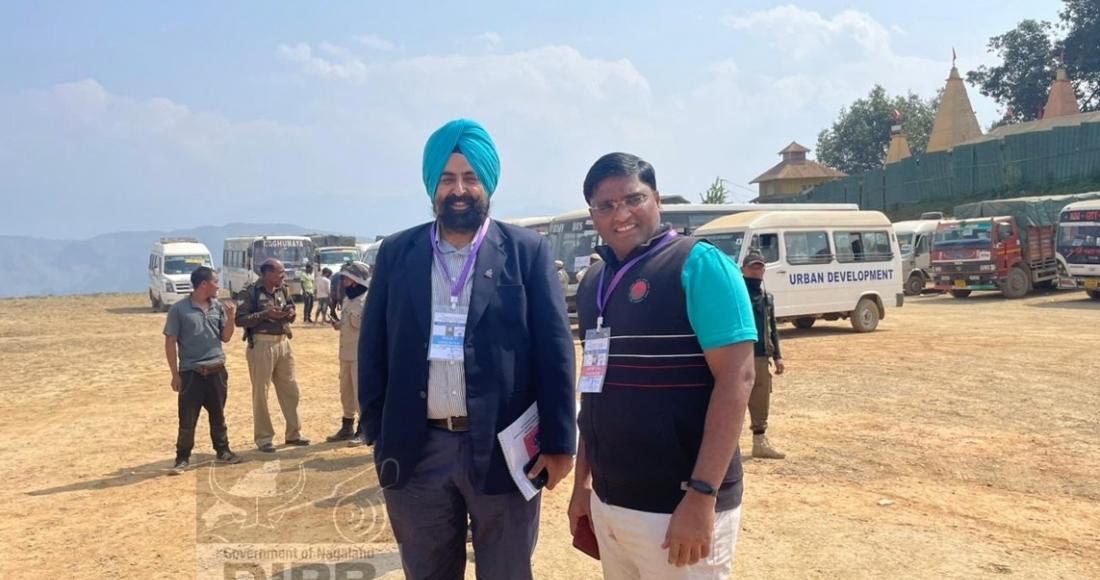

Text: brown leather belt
xmin=428 ymin=416 xmax=470 ymax=432
xmin=191 ymin=364 xmax=225 ymax=376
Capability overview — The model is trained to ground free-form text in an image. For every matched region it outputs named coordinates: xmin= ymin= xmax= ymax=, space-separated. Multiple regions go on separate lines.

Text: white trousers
xmin=590 ymin=492 xmax=741 ymax=580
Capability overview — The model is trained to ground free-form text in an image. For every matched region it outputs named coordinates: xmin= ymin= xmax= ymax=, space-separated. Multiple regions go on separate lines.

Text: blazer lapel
xmin=404 ymin=226 xmax=434 ymax=340
xmin=466 ymin=220 xmax=505 ymax=332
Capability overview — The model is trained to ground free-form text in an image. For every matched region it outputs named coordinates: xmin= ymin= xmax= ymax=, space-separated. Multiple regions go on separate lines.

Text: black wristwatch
xmin=681 ymin=479 xmax=719 ymax=497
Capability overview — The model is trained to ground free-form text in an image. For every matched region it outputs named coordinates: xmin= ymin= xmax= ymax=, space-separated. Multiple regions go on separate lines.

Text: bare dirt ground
xmin=0 ymin=290 xmax=1097 ymax=579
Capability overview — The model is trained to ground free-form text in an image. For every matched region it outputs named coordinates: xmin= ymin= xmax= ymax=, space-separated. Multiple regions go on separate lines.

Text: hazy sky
xmin=1 ymin=1 xmax=1063 ymax=238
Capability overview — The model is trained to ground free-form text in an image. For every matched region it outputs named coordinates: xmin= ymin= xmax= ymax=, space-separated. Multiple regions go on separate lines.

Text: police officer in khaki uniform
xmin=235 ymin=258 xmax=310 ymax=452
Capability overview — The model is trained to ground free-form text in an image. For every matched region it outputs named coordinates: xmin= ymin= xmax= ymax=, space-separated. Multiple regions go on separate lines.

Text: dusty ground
xmin=0 ymin=290 xmax=1097 ymax=579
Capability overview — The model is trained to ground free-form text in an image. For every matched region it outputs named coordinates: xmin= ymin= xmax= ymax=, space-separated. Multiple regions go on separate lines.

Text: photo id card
xmin=579 ymin=327 xmax=611 ymax=393
xmin=428 ymin=308 xmax=468 ymax=361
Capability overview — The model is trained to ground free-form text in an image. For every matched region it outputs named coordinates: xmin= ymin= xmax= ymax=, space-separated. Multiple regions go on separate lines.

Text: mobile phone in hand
xmin=524 ymin=454 xmax=549 ymax=489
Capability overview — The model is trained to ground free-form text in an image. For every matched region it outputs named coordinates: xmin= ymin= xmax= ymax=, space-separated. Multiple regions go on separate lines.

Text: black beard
xmin=744 ymin=277 xmax=764 ymax=293
xmin=436 ymin=194 xmax=490 ymax=233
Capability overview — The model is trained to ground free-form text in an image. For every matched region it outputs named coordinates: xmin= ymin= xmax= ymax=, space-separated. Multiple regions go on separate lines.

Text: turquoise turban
xmin=422 ymin=119 xmax=500 ymax=199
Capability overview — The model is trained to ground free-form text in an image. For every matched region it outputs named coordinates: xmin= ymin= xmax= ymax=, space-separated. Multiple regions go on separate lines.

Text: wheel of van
xmin=1002 ymin=266 xmax=1031 ymax=299
xmin=792 ymin=317 xmax=816 ymax=329
xmin=949 ymin=289 xmax=972 ymax=298
xmin=1087 ymin=289 xmax=1100 ymax=300
xmin=149 ymin=290 xmax=160 ymax=311
xmin=904 ymin=273 xmax=925 ymax=296
xmin=850 ymin=298 xmax=879 ymax=333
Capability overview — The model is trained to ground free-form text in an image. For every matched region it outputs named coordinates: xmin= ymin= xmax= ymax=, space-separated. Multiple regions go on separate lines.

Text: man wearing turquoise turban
xmin=359 ymin=119 xmax=578 ymax=579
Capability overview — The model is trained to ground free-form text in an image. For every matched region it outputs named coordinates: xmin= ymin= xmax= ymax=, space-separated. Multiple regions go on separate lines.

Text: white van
xmin=694 ymin=210 xmax=904 ymax=332
xmin=358 ymin=240 xmax=383 ymax=267
xmin=148 ymin=237 xmax=214 ymax=311
xmin=893 ymin=218 xmax=942 ymax=296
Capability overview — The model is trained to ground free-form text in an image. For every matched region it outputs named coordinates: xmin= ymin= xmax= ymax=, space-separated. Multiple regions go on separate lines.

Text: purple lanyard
xmin=595 ymin=230 xmax=677 ymax=327
xmin=431 ymin=218 xmax=492 ymax=307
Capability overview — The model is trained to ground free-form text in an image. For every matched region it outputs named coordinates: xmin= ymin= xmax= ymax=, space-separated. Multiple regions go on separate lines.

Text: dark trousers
xmin=382 ymin=428 xmax=540 ymax=580
xmin=176 ymin=369 xmax=230 ymax=460
xmin=302 ymin=292 xmax=315 ymax=321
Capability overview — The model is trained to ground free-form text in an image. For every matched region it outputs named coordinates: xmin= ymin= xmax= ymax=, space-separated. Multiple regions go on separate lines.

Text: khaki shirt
xmin=235 ymin=283 xmax=296 ymax=337
xmin=339 ymin=293 xmax=366 ymax=361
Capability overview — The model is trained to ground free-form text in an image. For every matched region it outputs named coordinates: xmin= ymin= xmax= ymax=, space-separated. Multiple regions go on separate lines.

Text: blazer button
xmin=423 ymin=342 xmax=428 ymax=349
xmin=419 ymin=391 xmax=427 ymax=399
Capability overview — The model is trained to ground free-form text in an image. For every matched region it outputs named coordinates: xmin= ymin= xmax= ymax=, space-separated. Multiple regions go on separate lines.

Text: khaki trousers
xmin=748 ymin=356 xmax=773 ymax=435
xmin=339 ymin=358 xmax=359 ymax=419
xmin=246 ymin=335 xmax=302 ymax=446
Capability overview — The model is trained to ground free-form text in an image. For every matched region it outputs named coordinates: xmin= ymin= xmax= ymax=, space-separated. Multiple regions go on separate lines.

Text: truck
xmin=1056 ymin=199 xmax=1100 ymax=299
xmin=304 ymin=233 xmax=360 ymax=275
xmin=894 ymin=212 xmax=944 ymax=296
xmin=931 ymin=193 xmax=1100 ymax=298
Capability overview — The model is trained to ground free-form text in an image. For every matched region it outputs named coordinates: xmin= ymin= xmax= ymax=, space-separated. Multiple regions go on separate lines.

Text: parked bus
xmin=148 ymin=237 xmax=214 ymax=311
xmin=222 ymin=235 xmax=314 ymax=297
xmin=1057 ymin=199 xmax=1100 ymax=299
xmin=547 ymin=202 xmax=858 ymax=310
xmin=695 ymin=210 xmax=904 ymax=333
xmin=501 ymin=217 xmax=552 ymax=235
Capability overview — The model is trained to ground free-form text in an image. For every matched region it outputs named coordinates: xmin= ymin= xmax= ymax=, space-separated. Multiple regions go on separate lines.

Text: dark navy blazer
xmin=359 ymin=219 xmax=577 ymax=493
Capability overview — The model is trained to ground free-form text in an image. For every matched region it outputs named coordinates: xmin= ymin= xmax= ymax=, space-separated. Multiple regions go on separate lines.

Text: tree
xmin=968 ymin=3 xmax=1100 ymax=122
xmin=966 ymin=20 xmax=1057 ymax=123
xmin=815 ymin=86 xmax=938 ymax=175
xmin=1060 ymin=0 xmax=1100 ymax=111
xmin=699 ymin=176 xmax=729 ymax=204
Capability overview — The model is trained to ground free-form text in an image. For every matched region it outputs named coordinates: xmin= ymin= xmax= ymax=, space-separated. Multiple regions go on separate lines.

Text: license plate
xmin=1086 ymin=279 xmax=1099 ymax=289
xmin=953 ymin=279 xmax=968 ymax=289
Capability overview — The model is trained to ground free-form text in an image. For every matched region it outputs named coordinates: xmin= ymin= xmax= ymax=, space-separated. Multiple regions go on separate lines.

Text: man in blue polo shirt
xmin=568 ymin=152 xmax=757 ymax=578
xmin=164 ymin=266 xmax=243 ymax=475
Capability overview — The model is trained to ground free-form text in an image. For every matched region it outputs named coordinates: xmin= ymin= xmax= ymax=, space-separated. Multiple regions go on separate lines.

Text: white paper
xmin=496 ymin=403 xmax=542 ymax=501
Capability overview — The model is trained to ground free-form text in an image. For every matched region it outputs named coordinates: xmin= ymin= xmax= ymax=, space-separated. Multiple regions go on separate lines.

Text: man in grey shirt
xmin=164 ymin=266 xmax=242 ymax=475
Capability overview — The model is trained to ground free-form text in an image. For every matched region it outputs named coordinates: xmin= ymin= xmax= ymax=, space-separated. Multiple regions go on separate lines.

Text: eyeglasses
xmin=590 ymin=193 xmax=650 ymax=217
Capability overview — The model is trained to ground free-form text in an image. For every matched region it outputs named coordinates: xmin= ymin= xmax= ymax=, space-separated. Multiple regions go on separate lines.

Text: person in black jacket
xmin=741 ymin=250 xmax=786 ymax=459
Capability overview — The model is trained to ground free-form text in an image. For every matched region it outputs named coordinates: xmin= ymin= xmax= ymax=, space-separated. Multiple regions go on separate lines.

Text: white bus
xmin=501 ymin=217 xmax=552 ymax=235
xmin=695 ymin=210 xmax=904 ymax=333
xmin=1057 ymin=199 xmax=1100 ymax=299
xmin=222 ymin=235 xmax=314 ymax=297
xmin=547 ymin=202 xmax=858 ymax=310
xmin=148 ymin=237 xmax=214 ymax=311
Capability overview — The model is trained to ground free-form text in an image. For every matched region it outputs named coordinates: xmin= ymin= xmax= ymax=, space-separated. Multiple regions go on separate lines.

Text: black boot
xmin=326 ymin=418 xmax=355 ymax=442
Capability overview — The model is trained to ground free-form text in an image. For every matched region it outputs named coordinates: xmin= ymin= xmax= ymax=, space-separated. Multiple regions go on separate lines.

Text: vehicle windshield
xmin=701 ymin=232 xmax=745 ymax=257
xmin=896 ymin=233 xmax=914 ymax=255
xmin=164 ymin=255 xmax=212 ymax=275
xmin=319 ymin=249 xmax=359 ymax=264
xmin=1058 ymin=223 xmax=1100 ymax=263
xmin=550 ymin=219 xmax=597 ymax=273
xmin=934 ymin=222 xmax=993 ymax=249
xmin=252 ymin=240 xmax=311 ymax=272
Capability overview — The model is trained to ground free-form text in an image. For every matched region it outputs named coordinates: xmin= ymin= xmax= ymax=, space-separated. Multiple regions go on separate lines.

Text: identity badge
xmin=428 ymin=308 xmax=468 ymax=361
xmin=579 ymin=327 xmax=611 ymax=393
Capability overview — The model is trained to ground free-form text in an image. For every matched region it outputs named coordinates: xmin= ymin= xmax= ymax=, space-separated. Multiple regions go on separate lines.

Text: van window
xmin=750 ymin=234 xmax=781 ymax=264
xmin=703 ymin=232 xmax=745 ymax=256
xmin=916 ymin=234 xmax=930 ymax=256
xmin=784 ymin=231 xmax=831 ymax=265
xmin=149 ymin=254 xmax=155 ymax=270
xmin=835 ymin=231 xmax=893 ymax=263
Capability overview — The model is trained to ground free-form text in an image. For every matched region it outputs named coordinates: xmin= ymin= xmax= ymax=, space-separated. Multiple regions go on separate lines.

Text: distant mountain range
xmin=0 ymin=223 xmax=367 ymax=299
